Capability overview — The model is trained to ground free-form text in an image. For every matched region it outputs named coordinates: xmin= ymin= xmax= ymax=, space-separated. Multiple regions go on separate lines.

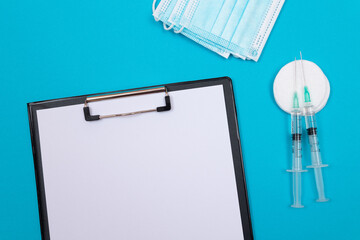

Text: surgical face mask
xmin=168 ymin=0 xmax=190 ymax=28
xmin=180 ymin=0 xmax=228 ymax=38
xmin=170 ymin=19 xmax=231 ymax=58
xmin=180 ymin=0 xmax=283 ymax=61
xmin=153 ymin=0 xmax=284 ymax=61
xmin=169 ymin=0 xmax=237 ymax=34
xmin=154 ymin=0 xmax=186 ymax=31
xmin=155 ymin=0 xmax=231 ymax=58
xmin=167 ymin=0 xmax=248 ymax=58
xmin=179 ymin=0 xmax=249 ymax=47
xmin=227 ymin=0 xmax=275 ymax=59
xmin=154 ymin=0 xmax=246 ymax=57
xmin=220 ymin=0 xmax=249 ymax=43
xmin=227 ymin=0 xmax=285 ymax=60
xmin=153 ymin=0 xmax=178 ymax=23
xmin=181 ymin=29 xmax=231 ymax=58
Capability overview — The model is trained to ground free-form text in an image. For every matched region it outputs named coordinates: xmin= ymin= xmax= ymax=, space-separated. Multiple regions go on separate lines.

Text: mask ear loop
xmin=163 ymin=22 xmax=174 ymax=30
xmin=153 ymin=0 xmax=160 ymax=21
xmin=153 ymin=0 xmax=175 ymax=31
xmin=174 ymin=26 xmax=184 ymax=34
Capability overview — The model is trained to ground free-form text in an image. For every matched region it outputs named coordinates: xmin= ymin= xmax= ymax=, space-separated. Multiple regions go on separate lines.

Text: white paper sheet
xmin=36 ymin=85 xmax=244 ymax=240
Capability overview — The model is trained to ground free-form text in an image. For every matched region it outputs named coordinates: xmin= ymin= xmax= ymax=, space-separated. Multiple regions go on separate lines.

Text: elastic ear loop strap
xmin=152 ymin=0 xmax=157 ymax=13
xmin=153 ymin=0 xmax=183 ymax=32
xmin=153 ymin=0 xmax=160 ymax=21
xmin=174 ymin=26 xmax=184 ymax=33
xmin=163 ymin=23 xmax=174 ymax=30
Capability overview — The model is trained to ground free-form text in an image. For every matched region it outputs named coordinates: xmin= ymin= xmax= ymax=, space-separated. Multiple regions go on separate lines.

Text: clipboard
xmin=28 ymin=77 xmax=253 ymax=240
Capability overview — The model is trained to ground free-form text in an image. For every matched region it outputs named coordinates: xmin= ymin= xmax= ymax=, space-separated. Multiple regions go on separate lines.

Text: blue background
xmin=1 ymin=1 xmax=359 ymax=239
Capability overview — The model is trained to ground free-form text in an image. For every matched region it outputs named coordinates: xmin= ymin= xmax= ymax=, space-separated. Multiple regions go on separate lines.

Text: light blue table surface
xmin=1 ymin=1 xmax=359 ymax=239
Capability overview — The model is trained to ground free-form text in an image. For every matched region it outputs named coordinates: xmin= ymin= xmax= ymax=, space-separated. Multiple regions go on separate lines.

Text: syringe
xmin=300 ymin=52 xmax=329 ymax=202
xmin=287 ymin=58 xmax=307 ymax=208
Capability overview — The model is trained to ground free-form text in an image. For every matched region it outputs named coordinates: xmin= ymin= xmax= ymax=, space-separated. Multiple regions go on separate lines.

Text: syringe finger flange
xmin=307 ymin=164 xmax=328 ymax=168
xmin=287 ymin=169 xmax=308 ymax=172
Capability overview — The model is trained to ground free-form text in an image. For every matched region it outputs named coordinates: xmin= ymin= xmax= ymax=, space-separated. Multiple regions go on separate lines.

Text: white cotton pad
xmin=273 ymin=60 xmax=330 ymax=114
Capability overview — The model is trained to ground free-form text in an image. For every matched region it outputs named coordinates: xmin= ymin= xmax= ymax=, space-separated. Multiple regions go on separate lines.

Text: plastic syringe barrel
xmin=291 ymin=111 xmax=302 ymax=170
xmin=304 ymin=104 xmax=329 ymax=202
xmin=287 ymin=110 xmax=306 ymax=208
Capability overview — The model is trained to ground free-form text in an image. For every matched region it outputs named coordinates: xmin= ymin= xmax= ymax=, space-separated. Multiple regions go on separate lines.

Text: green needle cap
xmin=293 ymin=92 xmax=299 ymax=109
xmin=304 ymin=86 xmax=311 ymax=103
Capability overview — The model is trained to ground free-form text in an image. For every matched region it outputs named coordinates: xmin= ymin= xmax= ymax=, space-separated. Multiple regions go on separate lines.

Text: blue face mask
xmin=178 ymin=0 xmax=249 ymax=46
xmin=220 ymin=0 xmax=249 ymax=43
xmin=168 ymin=0 xmax=190 ymax=28
xmin=226 ymin=0 xmax=279 ymax=60
xmin=180 ymin=0 xmax=228 ymax=39
xmin=166 ymin=0 xmax=247 ymax=58
xmin=154 ymin=0 xmax=284 ymax=60
xmin=153 ymin=0 xmax=178 ymax=23
xmin=155 ymin=0 xmax=231 ymax=58
xmin=171 ymin=17 xmax=232 ymax=58
xmin=182 ymin=0 xmax=283 ymax=61
xmin=180 ymin=29 xmax=231 ymax=58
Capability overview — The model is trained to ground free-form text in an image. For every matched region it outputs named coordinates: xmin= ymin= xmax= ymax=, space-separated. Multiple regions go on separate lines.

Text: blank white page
xmin=37 ymin=85 xmax=243 ymax=240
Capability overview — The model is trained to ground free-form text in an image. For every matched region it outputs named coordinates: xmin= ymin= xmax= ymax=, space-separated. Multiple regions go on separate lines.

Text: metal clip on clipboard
xmin=83 ymin=87 xmax=171 ymax=121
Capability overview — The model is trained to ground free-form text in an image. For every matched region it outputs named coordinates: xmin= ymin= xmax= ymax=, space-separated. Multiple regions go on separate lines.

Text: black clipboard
xmin=28 ymin=77 xmax=253 ymax=240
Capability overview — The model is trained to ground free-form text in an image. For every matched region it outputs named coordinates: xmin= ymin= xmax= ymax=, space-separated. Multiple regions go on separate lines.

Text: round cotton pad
xmin=273 ymin=60 xmax=330 ymax=114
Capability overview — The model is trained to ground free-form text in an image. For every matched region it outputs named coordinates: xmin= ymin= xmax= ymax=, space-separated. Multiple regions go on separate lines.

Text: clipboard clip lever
xmin=83 ymin=87 xmax=171 ymax=121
